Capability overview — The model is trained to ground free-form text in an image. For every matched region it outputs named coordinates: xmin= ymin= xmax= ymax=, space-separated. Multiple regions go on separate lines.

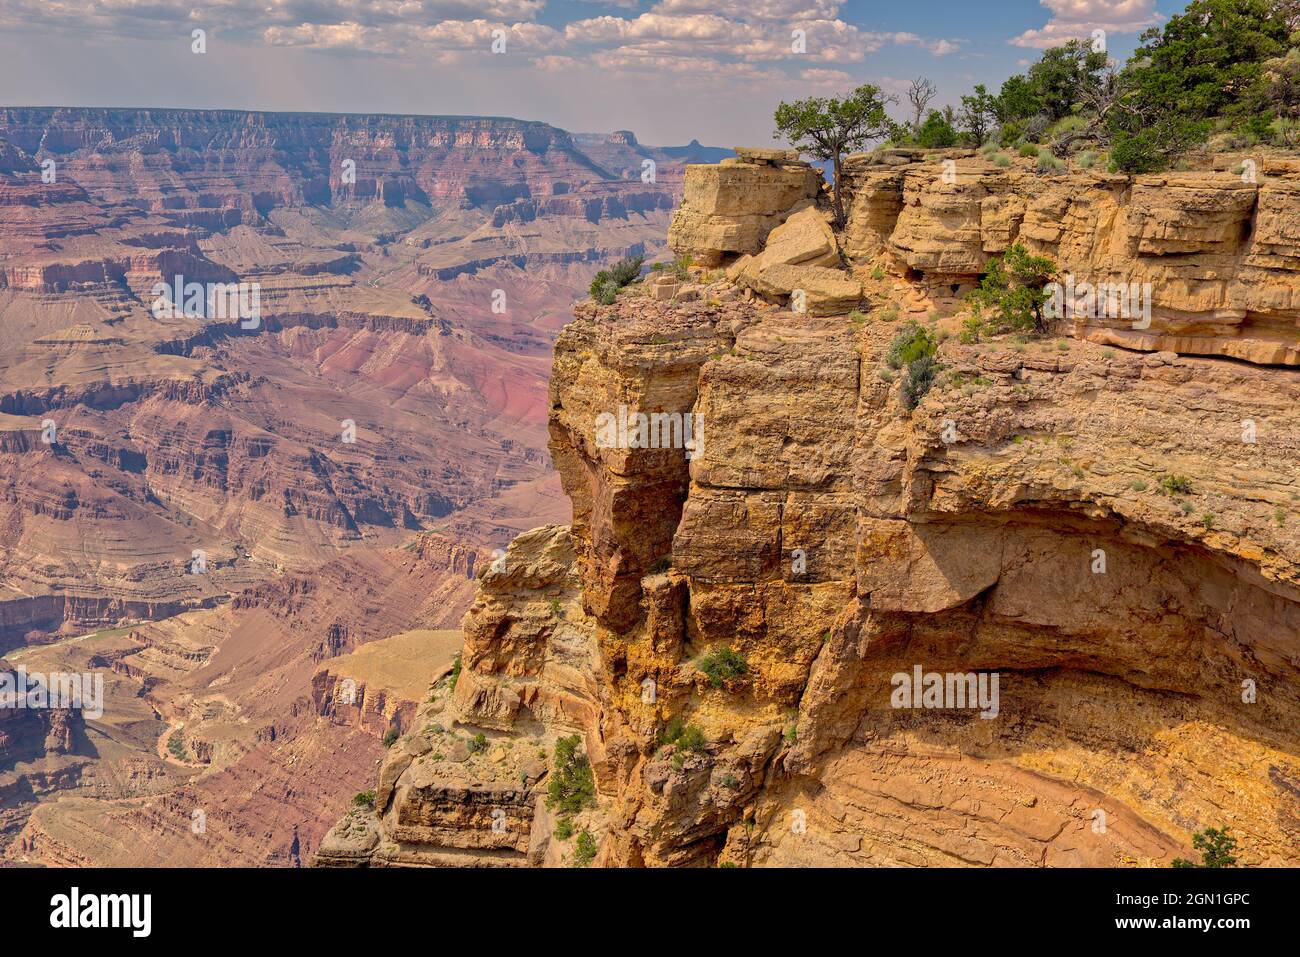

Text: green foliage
xmin=353 ymin=790 xmax=376 ymax=808
xmin=901 ymin=354 xmax=940 ymax=410
xmin=1172 ymin=826 xmax=1239 ymax=868
xmin=650 ymin=253 xmax=694 ymax=281
xmin=885 ymin=322 xmax=941 ymax=411
xmin=1036 ymin=151 xmax=1063 ymax=173
xmin=885 ymin=322 xmax=936 ymax=370
xmin=676 ymin=725 xmax=707 ymax=753
xmin=448 ymin=652 xmax=462 ymax=691
xmin=554 ymin=816 xmax=575 ymax=841
xmin=1018 ymin=142 xmax=1040 ymax=157
xmin=659 ymin=715 xmax=685 ymax=746
xmin=572 ymin=830 xmax=598 ymax=867
xmin=549 ymin=597 xmax=563 ymax=618
xmin=916 ymin=109 xmax=958 ymax=148
xmin=466 ymin=731 xmax=488 ymax=754
xmin=964 ymin=243 xmax=1058 ymax=338
xmin=774 ymin=85 xmax=900 ymax=227
xmin=589 ymin=254 xmax=645 ymax=304
xmin=697 ymin=646 xmax=749 ymax=688
xmin=1026 ymin=41 xmax=1110 ymax=123
xmin=959 ymin=84 xmax=998 ymax=145
xmin=167 ymin=729 xmax=188 ymax=761
xmin=382 ymin=729 xmax=399 ymax=747
xmin=1160 ymin=474 xmax=1194 ymax=496
xmin=547 ymin=734 xmax=596 ymax=815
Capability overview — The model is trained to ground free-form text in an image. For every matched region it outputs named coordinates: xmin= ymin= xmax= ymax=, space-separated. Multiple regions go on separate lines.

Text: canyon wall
xmin=322 ymin=145 xmax=1300 ymax=867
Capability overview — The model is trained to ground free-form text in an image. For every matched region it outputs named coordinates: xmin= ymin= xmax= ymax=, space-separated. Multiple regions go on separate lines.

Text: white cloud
xmin=1010 ymin=0 xmax=1161 ymax=49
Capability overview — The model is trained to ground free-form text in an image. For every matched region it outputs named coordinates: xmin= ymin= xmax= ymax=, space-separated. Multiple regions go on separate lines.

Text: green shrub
xmin=885 ymin=322 xmax=936 ymax=369
xmin=547 ymin=734 xmax=596 ymax=815
xmin=1018 ymin=142 xmax=1040 ymax=157
xmin=589 ymin=254 xmax=645 ymax=303
xmin=448 ymin=652 xmax=462 ymax=691
xmin=677 ymin=725 xmax=707 ymax=753
xmin=1076 ymin=150 xmax=1098 ymax=169
xmin=916 ymin=110 xmax=957 ymax=148
xmin=353 ymin=790 xmax=376 ymax=808
xmin=554 ymin=816 xmax=575 ymax=840
xmin=659 ymin=716 xmax=685 ymax=746
xmin=901 ymin=354 xmax=940 ymax=410
xmin=697 ymin=646 xmax=749 ymax=688
xmin=382 ymin=729 xmax=399 ymax=747
xmin=572 ymin=830 xmax=598 ymax=867
xmin=964 ymin=243 xmax=1058 ymax=338
xmin=1036 ymin=151 xmax=1063 ymax=173
xmin=1159 ymin=474 xmax=1193 ymax=496
xmin=1172 ymin=827 xmax=1238 ymax=868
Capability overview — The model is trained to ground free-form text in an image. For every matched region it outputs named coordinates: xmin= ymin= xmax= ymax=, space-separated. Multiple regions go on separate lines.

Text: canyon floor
xmin=0 ymin=109 xmax=710 ymax=866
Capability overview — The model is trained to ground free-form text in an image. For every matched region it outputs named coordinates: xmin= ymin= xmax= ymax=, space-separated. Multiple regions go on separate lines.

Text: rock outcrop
xmin=324 ymin=145 xmax=1300 ymax=868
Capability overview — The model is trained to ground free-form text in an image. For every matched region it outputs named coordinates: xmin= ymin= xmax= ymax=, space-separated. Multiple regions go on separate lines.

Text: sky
xmin=0 ymin=1 xmax=1182 ymax=145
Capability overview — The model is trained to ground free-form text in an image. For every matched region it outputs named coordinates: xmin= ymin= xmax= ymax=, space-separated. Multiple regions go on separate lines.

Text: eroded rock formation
xmin=321 ymin=146 xmax=1300 ymax=868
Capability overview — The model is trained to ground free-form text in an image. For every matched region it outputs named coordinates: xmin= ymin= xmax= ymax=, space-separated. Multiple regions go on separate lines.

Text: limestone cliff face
xmin=320 ymin=147 xmax=1300 ymax=868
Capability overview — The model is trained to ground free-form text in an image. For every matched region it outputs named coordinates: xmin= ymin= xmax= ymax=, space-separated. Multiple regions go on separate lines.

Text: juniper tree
xmin=774 ymin=86 xmax=900 ymax=229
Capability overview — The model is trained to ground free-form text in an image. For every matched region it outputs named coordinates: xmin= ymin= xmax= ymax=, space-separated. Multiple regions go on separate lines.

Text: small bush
xmin=589 ymin=254 xmax=645 ymax=303
xmin=1160 ymin=474 xmax=1193 ymax=496
xmin=901 ymin=354 xmax=940 ymax=410
xmin=992 ymin=152 xmax=1012 ymax=167
xmin=352 ymin=790 xmax=376 ymax=808
xmin=547 ymin=734 xmax=596 ymax=815
xmin=697 ymin=646 xmax=749 ymax=688
xmin=448 ymin=652 xmax=462 ymax=691
xmin=382 ymin=729 xmax=399 ymax=747
xmin=554 ymin=816 xmax=575 ymax=841
xmin=1172 ymin=827 xmax=1238 ymax=868
xmin=572 ymin=830 xmax=598 ymax=867
xmin=1018 ymin=142 xmax=1040 ymax=157
xmin=885 ymin=322 xmax=936 ymax=370
xmin=1036 ymin=151 xmax=1063 ymax=173
xmin=677 ymin=725 xmax=707 ymax=753
xmin=1076 ymin=151 xmax=1098 ymax=169
xmin=659 ymin=716 xmax=685 ymax=746
xmin=466 ymin=731 xmax=488 ymax=753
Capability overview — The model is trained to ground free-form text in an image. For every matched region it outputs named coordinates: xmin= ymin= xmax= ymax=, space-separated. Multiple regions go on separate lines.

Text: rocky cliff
xmin=319 ymin=145 xmax=1300 ymax=868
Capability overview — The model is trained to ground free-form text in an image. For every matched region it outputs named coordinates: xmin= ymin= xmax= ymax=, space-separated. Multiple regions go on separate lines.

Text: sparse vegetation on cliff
xmin=590 ymin=254 xmax=645 ymax=304
xmin=964 ymin=243 xmax=1058 ymax=339
xmin=1172 ymin=826 xmax=1239 ymax=867
xmin=547 ymin=734 xmax=596 ymax=815
xmin=697 ymin=646 xmax=749 ymax=687
xmin=572 ymin=829 xmax=598 ymax=867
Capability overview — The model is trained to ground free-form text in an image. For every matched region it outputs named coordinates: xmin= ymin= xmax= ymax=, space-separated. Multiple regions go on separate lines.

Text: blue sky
xmin=0 ymin=1 xmax=1176 ymax=145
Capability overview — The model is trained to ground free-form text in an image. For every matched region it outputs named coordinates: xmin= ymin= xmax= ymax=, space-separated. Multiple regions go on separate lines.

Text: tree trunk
xmin=831 ymin=150 xmax=845 ymax=231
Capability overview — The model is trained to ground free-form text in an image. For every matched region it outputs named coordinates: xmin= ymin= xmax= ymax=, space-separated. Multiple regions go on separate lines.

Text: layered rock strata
xmin=324 ymin=147 xmax=1300 ymax=868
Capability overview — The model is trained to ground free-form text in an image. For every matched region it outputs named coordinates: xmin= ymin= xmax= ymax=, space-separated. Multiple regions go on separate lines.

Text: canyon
xmin=319 ymin=145 xmax=1300 ymax=867
xmin=0 ymin=107 xmax=712 ymax=866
